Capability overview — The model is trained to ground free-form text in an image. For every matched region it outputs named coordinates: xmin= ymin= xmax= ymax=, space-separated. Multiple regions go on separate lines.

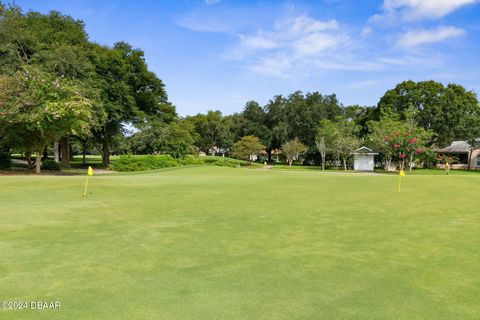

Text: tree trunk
xmin=35 ymin=145 xmax=45 ymax=174
xmin=25 ymin=152 xmax=32 ymax=169
xmin=102 ymin=135 xmax=110 ymax=167
xmin=343 ymin=158 xmax=347 ymax=171
xmin=321 ymin=154 xmax=325 ymax=171
xmin=54 ymin=140 xmax=60 ymax=163
xmin=82 ymin=140 xmax=87 ymax=164
xmin=467 ymin=150 xmax=472 ymax=170
xmin=267 ymin=149 xmax=272 ymax=162
xmin=384 ymin=156 xmax=392 ymax=171
xmin=60 ymin=137 xmax=70 ymax=168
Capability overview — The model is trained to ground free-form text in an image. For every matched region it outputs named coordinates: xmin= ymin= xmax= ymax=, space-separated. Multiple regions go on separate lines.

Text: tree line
xmin=1 ymin=4 xmax=479 ymax=173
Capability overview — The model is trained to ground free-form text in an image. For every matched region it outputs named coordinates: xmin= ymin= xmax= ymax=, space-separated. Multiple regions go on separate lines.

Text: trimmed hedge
xmin=109 ymin=155 xmax=244 ymax=172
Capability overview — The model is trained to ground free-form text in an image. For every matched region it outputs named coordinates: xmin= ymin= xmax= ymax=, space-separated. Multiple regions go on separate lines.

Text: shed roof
xmin=352 ymin=146 xmax=379 ymax=155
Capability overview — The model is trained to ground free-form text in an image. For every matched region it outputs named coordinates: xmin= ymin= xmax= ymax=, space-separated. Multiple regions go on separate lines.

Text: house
xmin=352 ymin=146 xmax=378 ymax=172
xmin=435 ymin=140 xmax=480 ymax=169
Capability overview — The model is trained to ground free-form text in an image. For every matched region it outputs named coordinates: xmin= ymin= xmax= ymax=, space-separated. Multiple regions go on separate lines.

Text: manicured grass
xmin=1 ymin=167 xmax=479 ymax=319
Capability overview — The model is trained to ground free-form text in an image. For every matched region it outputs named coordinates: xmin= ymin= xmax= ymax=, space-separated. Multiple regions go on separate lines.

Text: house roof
xmin=352 ymin=146 xmax=379 ymax=155
xmin=436 ymin=141 xmax=472 ymax=153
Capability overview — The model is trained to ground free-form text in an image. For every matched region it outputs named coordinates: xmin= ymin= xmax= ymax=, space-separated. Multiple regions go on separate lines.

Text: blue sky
xmin=14 ymin=0 xmax=480 ymax=116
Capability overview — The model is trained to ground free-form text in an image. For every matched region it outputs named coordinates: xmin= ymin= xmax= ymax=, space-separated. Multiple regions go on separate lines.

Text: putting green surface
xmin=1 ymin=167 xmax=479 ymax=319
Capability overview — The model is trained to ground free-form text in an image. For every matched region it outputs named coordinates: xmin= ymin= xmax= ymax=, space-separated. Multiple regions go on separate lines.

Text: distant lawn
xmin=1 ymin=167 xmax=479 ymax=319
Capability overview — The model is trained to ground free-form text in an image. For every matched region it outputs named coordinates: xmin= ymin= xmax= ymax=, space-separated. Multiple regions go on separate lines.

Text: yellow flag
xmin=397 ymin=170 xmax=405 ymax=192
xmin=87 ymin=166 xmax=94 ymax=176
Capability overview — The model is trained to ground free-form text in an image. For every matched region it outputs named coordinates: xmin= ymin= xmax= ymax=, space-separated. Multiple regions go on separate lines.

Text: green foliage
xmin=281 ymin=138 xmax=308 ymax=166
xmin=383 ymin=130 xmax=421 ymax=170
xmin=180 ymin=156 xmax=243 ymax=168
xmin=109 ymin=155 xmax=245 ymax=171
xmin=415 ymin=147 xmax=437 ymax=168
xmin=109 ymin=154 xmax=178 ymax=171
xmin=378 ymin=80 xmax=480 ymax=145
xmin=0 ymin=152 xmax=12 ymax=170
xmin=128 ymin=121 xmax=195 ymax=158
xmin=0 ymin=66 xmax=94 ymax=173
xmin=88 ymin=41 xmax=172 ymax=165
xmin=184 ymin=110 xmax=231 ymax=153
xmin=367 ymin=112 xmax=433 ymax=170
xmin=231 ymin=136 xmax=265 ymax=163
xmin=41 ymin=159 xmax=60 ymax=171
xmin=239 ymin=101 xmax=271 ymax=147
xmin=317 ymin=118 xmax=361 ymax=169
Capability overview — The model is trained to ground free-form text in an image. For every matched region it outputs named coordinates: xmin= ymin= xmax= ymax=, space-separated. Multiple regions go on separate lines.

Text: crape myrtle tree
xmin=282 ymin=138 xmax=308 ymax=167
xmin=0 ymin=4 xmax=100 ymax=169
xmin=383 ymin=130 xmax=421 ymax=171
xmin=378 ymin=80 xmax=480 ymax=146
xmin=0 ymin=66 xmax=93 ymax=173
xmin=315 ymin=136 xmax=326 ymax=170
xmin=367 ymin=110 xmax=432 ymax=171
xmin=317 ymin=119 xmax=341 ymax=167
xmin=317 ymin=118 xmax=361 ymax=170
xmin=335 ymin=119 xmax=362 ymax=171
xmin=231 ymin=136 xmax=265 ymax=165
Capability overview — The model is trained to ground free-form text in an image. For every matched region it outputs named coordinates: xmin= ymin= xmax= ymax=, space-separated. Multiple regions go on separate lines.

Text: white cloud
xmin=369 ymin=0 xmax=478 ymax=24
xmin=397 ymin=26 xmax=465 ymax=47
xmin=384 ymin=0 xmax=477 ymax=20
xmin=293 ymin=32 xmax=347 ymax=55
xmin=223 ymin=14 xmax=352 ymax=76
xmin=239 ymin=34 xmax=279 ymax=50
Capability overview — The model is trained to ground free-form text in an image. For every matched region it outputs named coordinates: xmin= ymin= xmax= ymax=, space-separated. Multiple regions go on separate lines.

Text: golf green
xmin=1 ymin=166 xmax=479 ymax=319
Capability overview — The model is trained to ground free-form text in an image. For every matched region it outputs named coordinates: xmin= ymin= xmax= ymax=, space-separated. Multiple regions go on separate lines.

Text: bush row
xmin=109 ymin=155 xmax=244 ymax=171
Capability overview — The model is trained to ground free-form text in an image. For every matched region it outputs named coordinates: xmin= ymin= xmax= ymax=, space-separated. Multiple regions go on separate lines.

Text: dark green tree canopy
xmin=377 ymin=80 xmax=480 ymax=146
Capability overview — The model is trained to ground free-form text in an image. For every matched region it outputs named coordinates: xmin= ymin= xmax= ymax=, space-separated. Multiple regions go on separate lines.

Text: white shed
xmin=352 ymin=146 xmax=378 ymax=172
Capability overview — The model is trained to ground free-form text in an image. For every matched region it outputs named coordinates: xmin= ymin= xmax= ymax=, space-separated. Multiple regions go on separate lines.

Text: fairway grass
xmin=1 ymin=167 xmax=479 ymax=319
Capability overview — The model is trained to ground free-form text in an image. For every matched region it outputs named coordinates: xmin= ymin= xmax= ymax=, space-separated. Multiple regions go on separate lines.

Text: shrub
xmin=109 ymin=154 xmax=247 ymax=172
xmin=109 ymin=154 xmax=179 ymax=171
xmin=179 ymin=156 xmax=205 ymax=166
xmin=41 ymin=159 xmax=61 ymax=171
xmin=0 ymin=152 xmax=12 ymax=170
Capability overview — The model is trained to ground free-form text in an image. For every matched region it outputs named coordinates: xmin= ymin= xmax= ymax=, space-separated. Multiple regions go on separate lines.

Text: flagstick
xmin=83 ymin=173 xmax=90 ymax=198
